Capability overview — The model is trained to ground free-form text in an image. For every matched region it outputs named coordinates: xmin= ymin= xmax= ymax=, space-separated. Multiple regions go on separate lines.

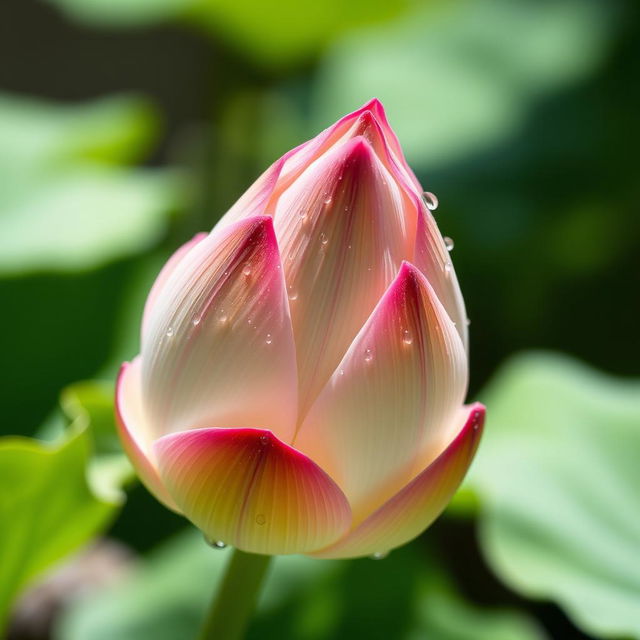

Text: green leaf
xmin=313 ymin=0 xmax=613 ymax=170
xmin=0 ymin=93 xmax=182 ymax=276
xmin=412 ymin=581 xmax=545 ymax=640
xmin=56 ymin=532 xmax=545 ymax=640
xmin=0 ymin=93 xmax=157 ymax=173
xmin=46 ymin=0 xmax=409 ymax=71
xmin=0 ymin=427 xmax=123 ymax=631
xmin=0 ymin=167 xmax=183 ymax=275
xmin=470 ymin=352 xmax=640 ymax=639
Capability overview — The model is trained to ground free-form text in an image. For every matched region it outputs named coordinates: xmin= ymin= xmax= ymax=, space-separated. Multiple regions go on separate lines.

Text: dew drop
xmin=242 ymin=264 xmax=252 ymax=277
xmin=444 ymin=261 xmax=452 ymax=273
xmin=192 ymin=315 xmax=201 ymax=327
xmin=265 ymin=333 xmax=272 ymax=345
xmin=324 ymin=196 xmax=333 ymax=205
xmin=338 ymin=368 xmax=345 ymax=376
xmin=320 ymin=232 xmax=328 ymax=245
xmin=203 ymin=534 xmax=227 ymax=549
xmin=218 ymin=309 xmax=228 ymax=325
xmin=370 ymin=551 xmax=389 ymax=560
xmin=256 ymin=514 xmax=266 ymax=525
xmin=402 ymin=330 xmax=413 ymax=345
xmin=166 ymin=327 xmax=174 ymax=337
xmin=444 ymin=236 xmax=454 ymax=251
xmin=423 ymin=191 xmax=439 ymax=211
xmin=364 ymin=348 xmax=373 ymax=363
xmin=465 ymin=318 xmax=471 ymax=326
xmin=299 ymin=209 xmax=307 ymax=219
xmin=259 ymin=434 xmax=269 ymax=445
xmin=288 ymin=286 xmax=298 ymax=301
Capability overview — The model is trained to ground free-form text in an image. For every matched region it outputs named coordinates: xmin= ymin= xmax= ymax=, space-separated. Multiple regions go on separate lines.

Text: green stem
xmin=198 ymin=548 xmax=273 ymax=640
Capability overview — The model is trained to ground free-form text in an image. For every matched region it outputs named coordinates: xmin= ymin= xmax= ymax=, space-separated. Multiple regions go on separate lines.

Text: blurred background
xmin=1 ymin=0 xmax=638 ymax=639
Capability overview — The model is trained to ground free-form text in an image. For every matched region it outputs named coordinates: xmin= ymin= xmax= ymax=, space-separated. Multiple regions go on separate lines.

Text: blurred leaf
xmin=0 ymin=426 xmax=123 ymax=632
xmin=0 ymin=93 xmax=157 ymax=174
xmin=0 ymin=93 xmax=183 ymax=275
xmin=412 ymin=581 xmax=545 ymax=640
xmin=46 ymin=0 xmax=409 ymax=71
xmin=0 ymin=167 xmax=182 ymax=275
xmin=60 ymin=381 xmax=118 ymax=454
xmin=470 ymin=352 xmax=640 ymax=639
xmin=314 ymin=0 xmax=613 ymax=170
xmin=56 ymin=531 xmax=545 ymax=640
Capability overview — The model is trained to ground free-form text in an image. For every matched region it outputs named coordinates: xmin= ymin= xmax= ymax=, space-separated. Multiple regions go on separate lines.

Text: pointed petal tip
xmin=359 ymin=97 xmax=386 ymax=117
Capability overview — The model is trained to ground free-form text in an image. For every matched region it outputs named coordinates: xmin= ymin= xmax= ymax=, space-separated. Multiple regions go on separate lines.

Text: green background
xmin=1 ymin=0 xmax=638 ymax=638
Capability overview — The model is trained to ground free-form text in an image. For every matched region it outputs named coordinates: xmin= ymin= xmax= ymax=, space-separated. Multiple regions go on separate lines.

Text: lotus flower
xmin=116 ymin=100 xmax=484 ymax=558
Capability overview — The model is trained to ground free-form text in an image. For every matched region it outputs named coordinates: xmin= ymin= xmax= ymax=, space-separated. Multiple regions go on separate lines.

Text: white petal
xmin=141 ymin=216 xmax=298 ymax=443
xmin=274 ymin=137 xmax=415 ymax=413
xmin=294 ymin=262 xmax=468 ymax=523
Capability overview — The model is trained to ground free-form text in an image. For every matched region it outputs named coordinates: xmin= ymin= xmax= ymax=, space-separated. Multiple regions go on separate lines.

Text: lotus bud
xmin=116 ymin=100 xmax=484 ymax=558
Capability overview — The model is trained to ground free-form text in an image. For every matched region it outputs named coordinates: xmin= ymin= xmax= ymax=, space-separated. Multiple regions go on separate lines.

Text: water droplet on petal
xmin=324 ymin=196 xmax=332 ymax=205
xmin=259 ymin=434 xmax=269 ymax=445
xmin=370 ymin=551 xmax=389 ymax=560
xmin=218 ymin=309 xmax=228 ymax=325
xmin=192 ymin=315 xmax=201 ymax=326
xmin=364 ymin=348 xmax=373 ymax=363
xmin=203 ymin=534 xmax=227 ymax=549
xmin=465 ymin=318 xmax=471 ymax=326
xmin=243 ymin=264 xmax=252 ymax=277
xmin=320 ymin=232 xmax=328 ymax=245
xmin=402 ymin=330 xmax=413 ymax=345
xmin=256 ymin=514 xmax=266 ymax=525
xmin=338 ymin=368 xmax=345 ymax=376
xmin=166 ymin=327 xmax=174 ymax=337
xmin=299 ymin=209 xmax=307 ymax=219
xmin=265 ymin=333 xmax=272 ymax=345
xmin=444 ymin=261 xmax=452 ymax=273
xmin=423 ymin=191 xmax=439 ymax=211
xmin=444 ymin=236 xmax=454 ymax=251
xmin=288 ymin=286 xmax=298 ymax=301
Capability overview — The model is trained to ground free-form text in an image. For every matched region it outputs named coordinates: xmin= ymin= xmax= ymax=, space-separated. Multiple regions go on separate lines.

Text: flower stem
xmin=198 ymin=548 xmax=272 ymax=640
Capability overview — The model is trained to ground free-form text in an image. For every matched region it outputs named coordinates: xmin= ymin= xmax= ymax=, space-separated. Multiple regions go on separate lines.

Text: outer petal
xmin=142 ymin=233 xmax=207 ymax=340
xmin=142 ymin=216 xmax=298 ymax=443
xmin=294 ymin=262 xmax=468 ymax=523
xmin=414 ymin=204 xmax=469 ymax=351
xmin=115 ymin=358 xmax=178 ymax=511
xmin=154 ymin=428 xmax=351 ymax=555
xmin=275 ymin=137 xmax=415 ymax=413
xmin=310 ymin=404 xmax=485 ymax=559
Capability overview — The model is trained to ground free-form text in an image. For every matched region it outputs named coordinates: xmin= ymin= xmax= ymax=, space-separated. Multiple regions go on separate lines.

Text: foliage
xmin=46 ymin=0 xmax=410 ymax=71
xmin=0 ymin=381 xmax=127 ymax=630
xmin=470 ymin=353 xmax=640 ymax=639
xmin=55 ymin=531 xmax=546 ymax=640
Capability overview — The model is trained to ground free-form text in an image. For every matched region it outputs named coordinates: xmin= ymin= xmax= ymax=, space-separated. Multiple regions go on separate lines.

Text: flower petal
xmin=294 ymin=262 xmax=468 ymax=523
xmin=275 ymin=137 xmax=415 ymax=413
xmin=218 ymin=99 xmax=410 ymax=230
xmin=310 ymin=403 xmax=485 ymax=559
xmin=115 ymin=358 xmax=179 ymax=511
xmin=141 ymin=216 xmax=298 ymax=443
xmin=154 ymin=427 xmax=351 ymax=555
xmin=142 ymin=233 xmax=207 ymax=340
xmin=414 ymin=204 xmax=469 ymax=351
